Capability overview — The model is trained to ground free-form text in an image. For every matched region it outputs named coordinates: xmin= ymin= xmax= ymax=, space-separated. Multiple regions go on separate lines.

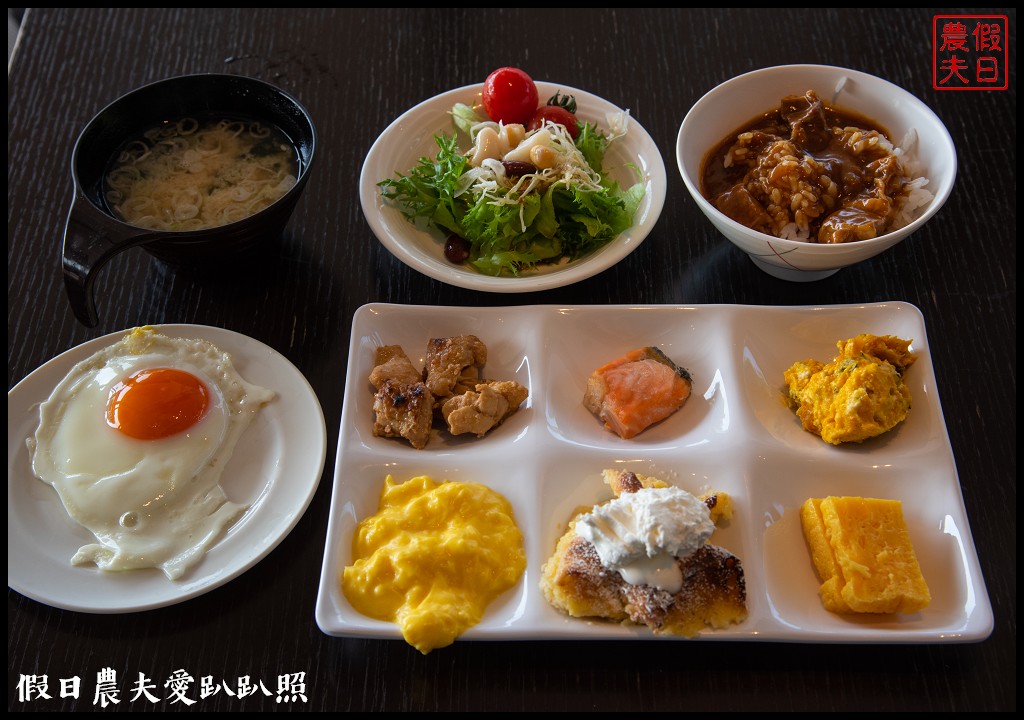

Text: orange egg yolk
xmin=106 ymin=368 xmax=209 ymax=440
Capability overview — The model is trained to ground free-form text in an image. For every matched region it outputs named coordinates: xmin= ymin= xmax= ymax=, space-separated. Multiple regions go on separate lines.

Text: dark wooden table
xmin=8 ymin=8 xmax=1015 ymax=712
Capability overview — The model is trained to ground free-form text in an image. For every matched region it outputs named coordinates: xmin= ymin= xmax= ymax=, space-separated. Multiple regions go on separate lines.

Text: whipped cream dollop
xmin=575 ymin=486 xmax=714 ymax=593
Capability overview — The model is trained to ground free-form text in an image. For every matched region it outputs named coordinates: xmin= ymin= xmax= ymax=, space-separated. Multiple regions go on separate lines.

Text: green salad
xmin=378 ymin=102 xmax=645 ymax=277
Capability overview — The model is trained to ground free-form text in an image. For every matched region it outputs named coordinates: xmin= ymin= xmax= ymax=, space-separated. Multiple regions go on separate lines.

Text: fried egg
xmin=29 ymin=326 xmax=276 ymax=580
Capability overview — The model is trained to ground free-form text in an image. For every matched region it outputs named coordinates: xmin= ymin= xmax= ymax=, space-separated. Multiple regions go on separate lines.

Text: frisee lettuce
xmin=378 ymin=106 xmax=644 ymax=277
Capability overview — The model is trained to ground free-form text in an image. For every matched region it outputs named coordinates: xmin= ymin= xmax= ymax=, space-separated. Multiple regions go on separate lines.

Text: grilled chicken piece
xmin=423 ymin=335 xmax=487 ymax=397
xmin=441 ymin=380 xmax=528 ymax=438
xmin=372 ymin=379 xmax=434 ymax=449
xmin=451 ymin=366 xmax=484 ymax=397
xmin=369 ymin=345 xmax=422 ymax=389
xmin=583 ymin=347 xmax=693 ymax=439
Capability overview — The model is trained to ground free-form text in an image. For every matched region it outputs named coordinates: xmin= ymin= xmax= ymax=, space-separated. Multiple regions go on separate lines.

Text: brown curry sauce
xmin=700 ymin=92 xmax=910 ymax=243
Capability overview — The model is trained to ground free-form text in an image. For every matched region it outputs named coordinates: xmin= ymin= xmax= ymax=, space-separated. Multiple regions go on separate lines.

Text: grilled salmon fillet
xmin=583 ymin=347 xmax=693 ymax=439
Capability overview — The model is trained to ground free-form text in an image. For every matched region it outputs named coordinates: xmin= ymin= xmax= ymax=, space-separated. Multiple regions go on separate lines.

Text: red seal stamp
xmin=933 ymin=15 xmax=1009 ymax=90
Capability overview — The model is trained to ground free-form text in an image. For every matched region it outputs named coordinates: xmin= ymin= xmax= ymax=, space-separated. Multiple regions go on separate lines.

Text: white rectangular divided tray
xmin=315 ymin=302 xmax=992 ymax=643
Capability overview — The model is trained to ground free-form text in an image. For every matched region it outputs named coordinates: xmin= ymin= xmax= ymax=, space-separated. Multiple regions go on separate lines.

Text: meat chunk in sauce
xmin=782 ymin=92 xmax=831 ymax=153
xmin=701 ymin=91 xmax=918 ymax=244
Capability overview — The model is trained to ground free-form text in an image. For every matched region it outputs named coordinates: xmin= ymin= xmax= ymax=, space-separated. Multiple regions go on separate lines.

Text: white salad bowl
xmin=361 ymin=81 xmax=666 ymax=292
xmin=676 ymin=64 xmax=957 ymax=282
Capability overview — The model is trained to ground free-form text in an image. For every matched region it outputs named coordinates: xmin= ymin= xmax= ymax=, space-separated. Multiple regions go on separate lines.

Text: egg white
xmin=29 ymin=327 xmax=276 ymax=580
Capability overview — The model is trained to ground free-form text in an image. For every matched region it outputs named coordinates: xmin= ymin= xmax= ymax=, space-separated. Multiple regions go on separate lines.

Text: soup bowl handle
xmin=62 ymin=197 xmax=156 ymax=327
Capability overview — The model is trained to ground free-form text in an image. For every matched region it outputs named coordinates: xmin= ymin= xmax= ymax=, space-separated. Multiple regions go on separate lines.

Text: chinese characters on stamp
xmin=933 ymin=14 xmax=1009 ymax=90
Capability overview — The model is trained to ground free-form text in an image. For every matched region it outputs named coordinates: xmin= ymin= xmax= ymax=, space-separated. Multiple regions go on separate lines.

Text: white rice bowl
xmin=676 ymin=64 xmax=956 ymax=281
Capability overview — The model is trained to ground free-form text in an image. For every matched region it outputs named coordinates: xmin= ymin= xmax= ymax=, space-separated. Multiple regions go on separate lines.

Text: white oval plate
xmin=8 ymin=325 xmax=327 ymax=613
xmin=360 ymin=81 xmax=667 ymax=291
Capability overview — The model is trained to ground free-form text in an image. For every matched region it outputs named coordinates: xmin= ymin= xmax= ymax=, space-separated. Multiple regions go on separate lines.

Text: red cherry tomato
xmin=527 ymin=105 xmax=579 ymax=140
xmin=481 ymin=67 xmax=538 ymax=126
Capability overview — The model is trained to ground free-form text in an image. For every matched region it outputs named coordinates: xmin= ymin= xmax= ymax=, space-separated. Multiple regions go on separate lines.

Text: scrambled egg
xmin=341 ymin=474 xmax=525 ymax=654
xmin=784 ymin=334 xmax=917 ymax=445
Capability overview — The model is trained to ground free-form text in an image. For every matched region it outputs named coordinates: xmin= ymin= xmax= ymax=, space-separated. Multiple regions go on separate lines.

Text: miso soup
xmin=104 ymin=116 xmax=299 ymax=231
